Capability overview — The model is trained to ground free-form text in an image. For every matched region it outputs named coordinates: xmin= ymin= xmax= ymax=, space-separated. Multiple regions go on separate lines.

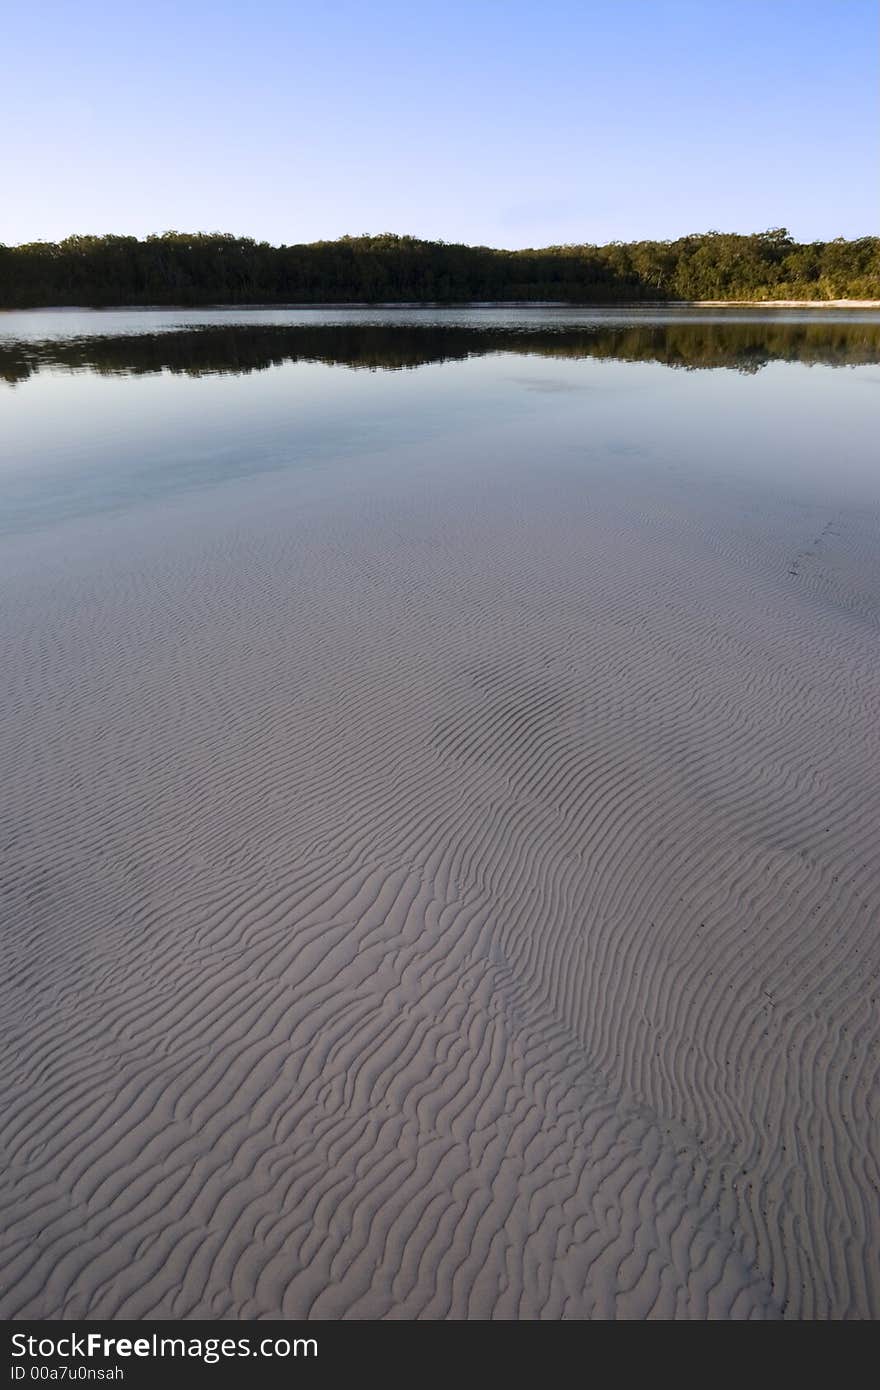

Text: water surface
xmin=1 ymin=308 xmax=879 ymax=1319
xmin=2 ymin=306 xmax=879 ymax=536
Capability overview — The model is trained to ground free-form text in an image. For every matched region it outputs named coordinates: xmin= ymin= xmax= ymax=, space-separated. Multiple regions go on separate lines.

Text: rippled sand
xmin=1 ymin=445 xmax=878 ymax=1319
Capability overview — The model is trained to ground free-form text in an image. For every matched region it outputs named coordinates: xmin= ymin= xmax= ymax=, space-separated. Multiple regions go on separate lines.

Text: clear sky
xmin=3 ymin=0 xmax=877 ymax=249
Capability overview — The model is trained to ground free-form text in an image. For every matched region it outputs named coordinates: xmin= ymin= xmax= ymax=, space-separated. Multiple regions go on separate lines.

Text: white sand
xmin=693 ymin=300 xmax=880 ymax=308
xmin=1 ymin=450 xmax=878 ymax=1320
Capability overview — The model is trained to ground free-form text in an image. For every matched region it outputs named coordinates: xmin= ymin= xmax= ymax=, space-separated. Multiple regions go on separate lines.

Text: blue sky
xmin=3 ymin=0 xmax=877 ymax=248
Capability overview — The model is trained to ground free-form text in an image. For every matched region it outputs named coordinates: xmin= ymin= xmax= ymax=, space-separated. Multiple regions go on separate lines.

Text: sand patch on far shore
xmin=694 ymin=299 xmax=880 ymax=308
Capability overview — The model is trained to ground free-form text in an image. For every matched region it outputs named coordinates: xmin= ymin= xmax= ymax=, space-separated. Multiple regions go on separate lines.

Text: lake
xmin=1 ymin=306 xmax=878 ymax=1319
xmin=2 ymin=306 xmax=880 ymax=534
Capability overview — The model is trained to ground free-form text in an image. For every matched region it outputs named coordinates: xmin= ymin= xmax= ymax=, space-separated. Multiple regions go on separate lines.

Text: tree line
xmin=1 ymin=230 xmax=878 ymax=307
xmin=5 ymin=319 xmax=880 ymax=387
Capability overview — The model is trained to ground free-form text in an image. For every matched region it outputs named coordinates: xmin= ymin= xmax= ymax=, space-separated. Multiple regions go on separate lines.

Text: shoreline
xmin=3 ymin=298 xmax=880 ymax=314
xmin=693 ymin=298 xmax=880 ymax=308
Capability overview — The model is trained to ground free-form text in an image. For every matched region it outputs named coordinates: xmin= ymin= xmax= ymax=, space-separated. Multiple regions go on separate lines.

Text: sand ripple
xmin=1 ymin=457 xmax=878 ymax=1318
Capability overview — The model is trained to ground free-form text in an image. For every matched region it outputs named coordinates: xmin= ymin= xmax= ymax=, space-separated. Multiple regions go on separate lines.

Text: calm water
xmin=1 ymin=306 xmax=879 ymax=537
xmin=2 ymin=307 xmax=880 ymax=1320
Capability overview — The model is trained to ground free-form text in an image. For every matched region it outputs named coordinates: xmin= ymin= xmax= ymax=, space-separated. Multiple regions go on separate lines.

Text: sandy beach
xmin=693 ymin=300 xmax=880 ymax=308
xmin=1 ymin=400 xmax=878 ymax=1320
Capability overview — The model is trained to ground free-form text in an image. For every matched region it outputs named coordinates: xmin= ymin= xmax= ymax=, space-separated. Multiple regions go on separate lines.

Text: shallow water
xmin=1 ymin=308 xmax=878 ymax=1319
xmin=2 ymin=306 xmax=879 ymax=535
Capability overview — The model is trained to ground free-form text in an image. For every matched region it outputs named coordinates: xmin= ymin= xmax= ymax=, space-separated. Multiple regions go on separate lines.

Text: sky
xmin=2 ymin=0 xmax=877 ymax=249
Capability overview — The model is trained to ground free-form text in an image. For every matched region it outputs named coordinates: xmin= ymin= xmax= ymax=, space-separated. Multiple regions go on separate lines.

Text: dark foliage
xmin=1 ymin=230 xmax=878 ymax=308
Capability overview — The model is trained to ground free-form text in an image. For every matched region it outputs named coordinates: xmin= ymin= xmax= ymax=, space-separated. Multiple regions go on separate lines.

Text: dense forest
xmin=5 ymin=319 xmax=880 ymax=387
xmin=1 ymin=230 xmax=878 ymax=307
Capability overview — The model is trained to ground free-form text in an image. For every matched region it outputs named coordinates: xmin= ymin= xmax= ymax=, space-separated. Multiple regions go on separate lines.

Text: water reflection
xmin=3 ymin=317 xmax=880 ymax=385
xmin=2 ymin=311 xmax=879 ymax=539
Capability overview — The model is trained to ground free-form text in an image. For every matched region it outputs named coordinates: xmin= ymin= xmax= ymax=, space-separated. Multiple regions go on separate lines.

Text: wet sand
xmin=1 ymin=441 xmax=878 ymax=1319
